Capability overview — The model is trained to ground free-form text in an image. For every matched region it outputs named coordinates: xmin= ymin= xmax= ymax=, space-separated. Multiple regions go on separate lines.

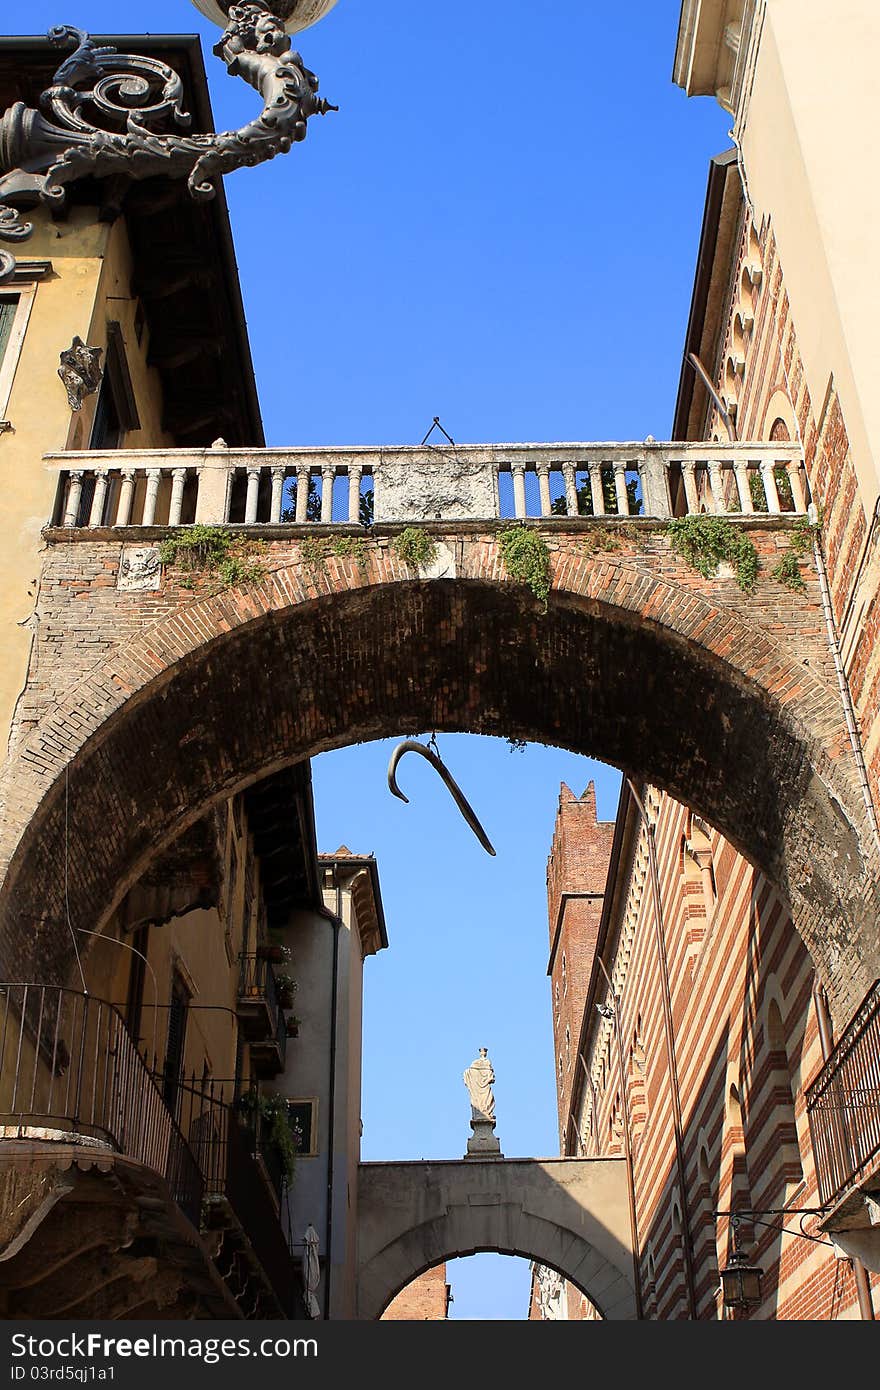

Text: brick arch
xmin=0 ymin=533 xmax=878 ymax=1017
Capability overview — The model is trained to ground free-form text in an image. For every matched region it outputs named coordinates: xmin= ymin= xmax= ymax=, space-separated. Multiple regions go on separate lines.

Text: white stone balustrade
xmin=44 ymin=441 xmax=808 ymax=530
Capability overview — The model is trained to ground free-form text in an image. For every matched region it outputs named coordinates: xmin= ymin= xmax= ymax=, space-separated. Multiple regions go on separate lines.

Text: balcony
xmin=175 ymin=1081 xmax=300 ymax=1319
xmin=0 ymin=982 xmax=202 ymax=1225
xmin=806 ymin=980 xmax=880 ymax=1217
xmin=43 ymin=439 xmax=809 ymax=530
xmin=236 ymin=954 xmax=286 ymax=1078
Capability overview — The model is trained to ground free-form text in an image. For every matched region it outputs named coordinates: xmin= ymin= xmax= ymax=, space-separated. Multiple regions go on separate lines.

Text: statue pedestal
xmin=465 ymin=1119 xmax=503 ymax=1159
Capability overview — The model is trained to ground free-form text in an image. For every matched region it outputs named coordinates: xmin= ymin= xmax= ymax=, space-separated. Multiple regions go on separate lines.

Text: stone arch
xmin=0 ymin=540 xmax=877 ymax=1017
xmin=355 ymin=1158 xmax=637 ymax=1320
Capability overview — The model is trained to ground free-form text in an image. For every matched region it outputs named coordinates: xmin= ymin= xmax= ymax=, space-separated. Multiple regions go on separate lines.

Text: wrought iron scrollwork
xmin=0 ymin=4 xmax=337 ymax=283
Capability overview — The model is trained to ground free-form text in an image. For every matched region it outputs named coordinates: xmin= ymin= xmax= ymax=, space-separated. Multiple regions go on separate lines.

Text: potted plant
xmin=285 ymin=1015 xmax=301 ymax=1038
xmin=275 ymin=972 xmax=297 ymax=1009
xmin=256 ymin=941 xmax=291 ymax=965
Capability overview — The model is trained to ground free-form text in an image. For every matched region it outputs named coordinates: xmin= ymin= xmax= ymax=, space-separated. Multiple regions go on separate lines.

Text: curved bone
xmin=387 ymin=739 xmax=496 ymax=857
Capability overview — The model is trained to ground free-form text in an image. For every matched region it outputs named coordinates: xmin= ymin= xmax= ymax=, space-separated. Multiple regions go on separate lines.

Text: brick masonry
xmin=0 ymin=522 xmax=877 ymax=1016
xmin=541 ymin=781 xmax=880 ymax=1319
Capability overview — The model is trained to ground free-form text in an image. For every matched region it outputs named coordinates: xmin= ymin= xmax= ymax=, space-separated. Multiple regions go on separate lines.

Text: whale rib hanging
xmin=387 ymin=739 xmax=496 ymax=857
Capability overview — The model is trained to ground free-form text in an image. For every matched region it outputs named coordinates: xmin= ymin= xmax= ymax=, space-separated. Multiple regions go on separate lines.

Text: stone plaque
xmin=375 ymin=458 xmax=497 ymax=523
xmin=118 ymin=546 xmax=161 ymax=592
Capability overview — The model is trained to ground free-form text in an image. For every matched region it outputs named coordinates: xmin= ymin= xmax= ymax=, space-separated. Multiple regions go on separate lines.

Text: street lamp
xmin=190 ymin=0 xmax=340 ymax=32
xmin=719 ymin=1216 xmax=763 ymax=1312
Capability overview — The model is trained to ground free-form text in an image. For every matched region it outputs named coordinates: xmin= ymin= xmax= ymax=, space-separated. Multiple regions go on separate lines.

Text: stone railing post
xmin=320 ymin=464 xmax=335 ymax=523
xmin=88 ymin=471 xmax=109 ymax=528
xmin=613 ymin=462 xmax=629 ymax=516
xmin=588 ymin=461 xmax=605 ymax=517
xmin=760 ymin=458 xmax=782 ymax=514
xmin=115 ymin=468 xmax=137 ymax=526
xmin=63 ymin=470 xmax=83 ymax=527
xmin=270 ymin=465 xmax=285 ymax=523
xmin=348 ymin=464 xmax=363 ymax=524
xmin=169 ymin=467 xmax=188 ymax=527
xmin=562 ymin=462 xmax=579 ymax=517
xmin=732 ymin=458 xmax=755 ymax=513
xmin=245 ymin=466 xmax=261 ymax=525
xmin=787 ymin=458 xmax=807 ymax=513
xmin=707 ymin=459 xmax=725 ymax=513
xmin=295 ymin=464 xmax=310 ymax=523
xmin=511 ymin=463 xmax=527 ymax=519
xmin=536 ymin=462 xmax=552 ymax=517
xmin=680 ymin=459 xmax=700 ymax=515
xmin=142 ymin=468 xmax=162 ymax=527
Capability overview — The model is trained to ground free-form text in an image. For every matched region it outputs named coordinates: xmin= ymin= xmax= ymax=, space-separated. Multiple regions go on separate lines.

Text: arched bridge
xmin=355 ymin=1157 xmax=636 ymax=1320
xmin=1 ymin=437 xmax=878 ymax=1019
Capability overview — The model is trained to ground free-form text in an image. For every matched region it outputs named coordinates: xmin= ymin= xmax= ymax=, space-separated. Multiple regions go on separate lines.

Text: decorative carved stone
xmin=376 ymin=457 xmax=498 ymax=522
xmin=0 ymin=9 xmax=337 ymax=284
xmin=118 ymin=546 xmax=161 ymax=591
xmin=57 ymin=337 xmax=103 ymax=411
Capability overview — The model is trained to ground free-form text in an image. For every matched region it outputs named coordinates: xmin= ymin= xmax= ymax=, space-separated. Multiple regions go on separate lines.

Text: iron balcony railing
xmin=805 ymin=980 xmax=880 ymax=1208
xmin=172 ymin=1078 xmax=299 ymax=1317
xmin=236 ymin=954 xmax=286 ymax=1076
xmin=0 ymin=983 xmax=202 ymax=1227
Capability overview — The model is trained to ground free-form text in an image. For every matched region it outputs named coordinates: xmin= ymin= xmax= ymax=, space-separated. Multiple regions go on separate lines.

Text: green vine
xmin=159 ymin=525 xmax=262 ymax=588
xmin=393 ymin=527 xmax=437 ymax=570
xmin=498 ymin=525 xmax=552 ymax=608
xmin=667 ymin=515 xmax=759 ymax=593
xmin=770 ymin=550 xmax=805 ymax=592
xmin=581 ymin=529 xmax=623 ymax=558
xmin=299 ymin=534 xmax=369 ymax=572
xmin=770 ymin=514 xmax=821 ymax=591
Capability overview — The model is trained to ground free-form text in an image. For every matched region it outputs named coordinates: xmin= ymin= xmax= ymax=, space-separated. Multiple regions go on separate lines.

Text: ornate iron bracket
xmin=0 ymin=4 xmax=337 ymax=283
xmin=387 ymin=738 xmax=497 ymax=857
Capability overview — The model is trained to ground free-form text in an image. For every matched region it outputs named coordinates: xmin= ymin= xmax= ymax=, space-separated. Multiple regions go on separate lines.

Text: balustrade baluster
xmin=245 ymin=467 xmax=261 ymax=525
xmin=295 ymin=465 xmax=310 ymax=523
xmin=511 ymin=463 xmax=527 ymax=519
xmin=63 ymin=471 xmax=83 ymax=528
xmin=115 ymin=468 xmax=136 ymax=526
xmin=613 ymin=462 xmax=629 ymax=516
xmin=588 ymin=462 xmax=605 ymax=517
xmin=321 ymin=464 xmax=335 ymax=523
xmin=707 ymin=460 xmax=725 ymax=513
xmin=536 ymin=463 xmax=552 ymax=517
xmin=760 ymin=458 xmax=782 ymax=514
xmin=348 ymin=464 xmax=363 ymax=524
xmin=733 ymin=458 xmax=754 ymax=513
xmin=169 ymin=467 xmax=188 ymax=527
xmin=562 ymin=462 xmax=578 ymax=517
xmin=142 ymin=468 xmax=162 ymax=527
xmin=680 ymin=460 xmax=699 ymax=514
xmin=270 ymin=466 xmax=285 ymax=523
xmin=88 ymin=472 xmax=109 ymax=527
xmin=787 ymin=459 xmax=807 ymax=513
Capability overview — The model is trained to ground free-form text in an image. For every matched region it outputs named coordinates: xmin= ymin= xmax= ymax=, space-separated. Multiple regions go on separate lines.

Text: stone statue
xmin=463 ymin=1047 xmax=502 ymax=1158
xmin=463 ymin=1047 xmax=496 ymax=1121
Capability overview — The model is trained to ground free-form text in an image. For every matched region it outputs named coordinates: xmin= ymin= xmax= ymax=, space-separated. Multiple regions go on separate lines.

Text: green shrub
xmin=498 ymin=525 xmax=552 ymax=608
xmin=393 ymin=527 xmax=437 ymax=570
xmin=667 ymin=515 xmax=759 ymax=593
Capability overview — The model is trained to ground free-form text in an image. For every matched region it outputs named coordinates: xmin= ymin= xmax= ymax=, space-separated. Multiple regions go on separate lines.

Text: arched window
xmin=766 ymin=999 xmax=804 ymax=1187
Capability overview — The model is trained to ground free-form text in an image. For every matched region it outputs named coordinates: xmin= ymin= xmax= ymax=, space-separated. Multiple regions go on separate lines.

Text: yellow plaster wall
xmin=740 ymin=1 xmax=880 ymax=510
xmin=0 ymin=208 xmax=174 ymax=759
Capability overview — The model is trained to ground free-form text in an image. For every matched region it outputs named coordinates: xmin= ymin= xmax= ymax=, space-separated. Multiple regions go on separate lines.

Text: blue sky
xmin=8 ymin=0 xmax=730 ymax=1318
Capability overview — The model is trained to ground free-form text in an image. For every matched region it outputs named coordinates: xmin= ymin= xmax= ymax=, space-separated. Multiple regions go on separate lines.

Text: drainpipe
xmin=812 ymin=980 xmax=875 ymax=1321
xmin=626 ymin=780 xmax=698 ymax=1319
xmin=596 ymin=956 xmax=644 ymax=1320
xmin=315 ymin=885 xmax=342 ymax=1320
